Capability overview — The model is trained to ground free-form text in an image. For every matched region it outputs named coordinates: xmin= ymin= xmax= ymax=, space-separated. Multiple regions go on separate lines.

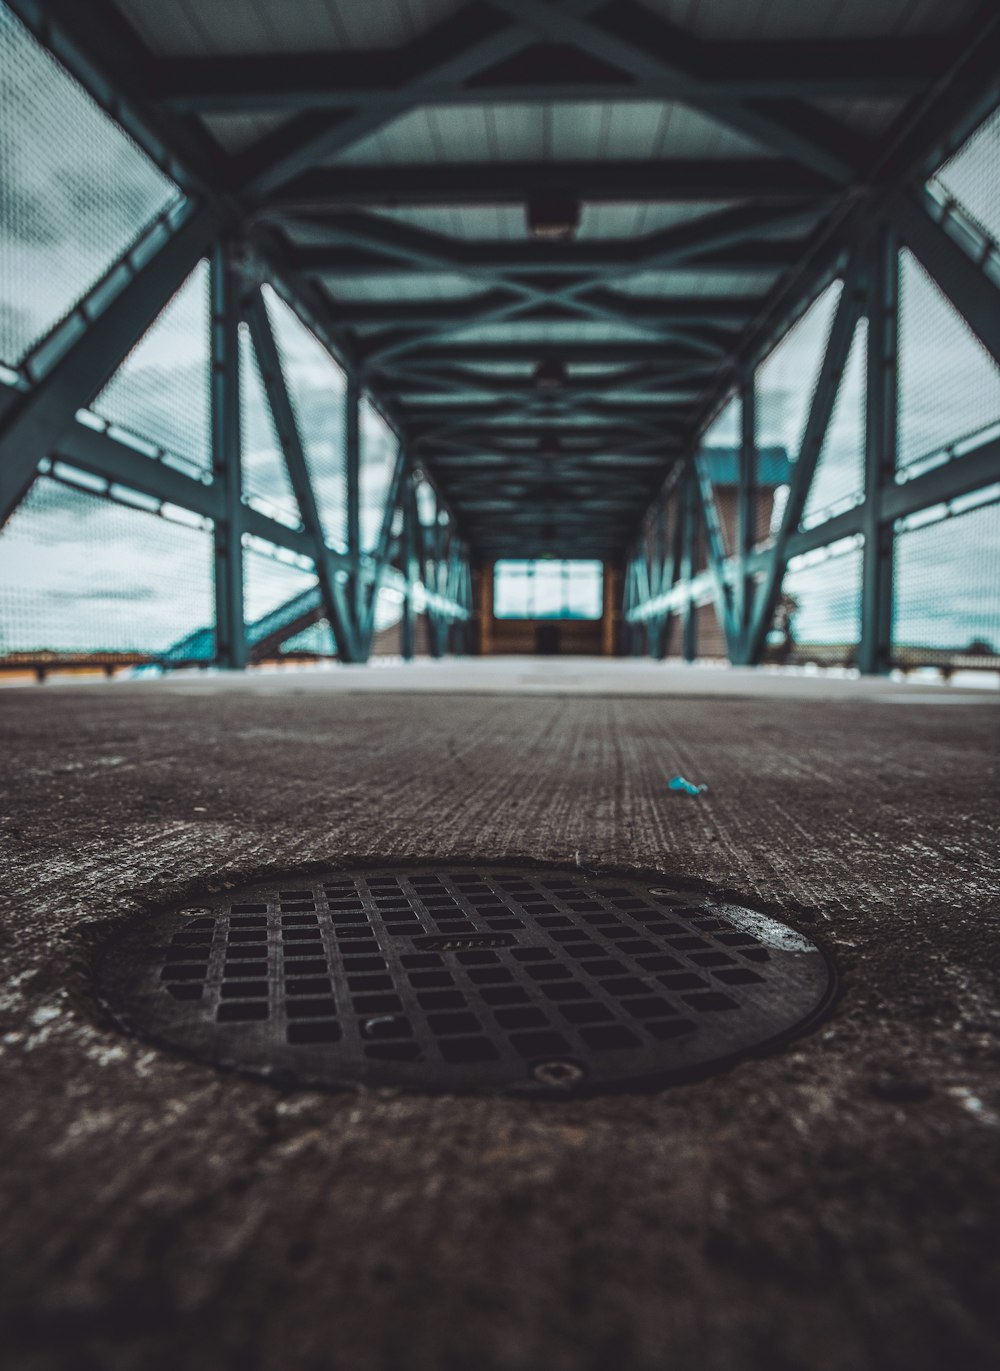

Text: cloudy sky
xmin=0 ymin=3 xmax=997 ymax=658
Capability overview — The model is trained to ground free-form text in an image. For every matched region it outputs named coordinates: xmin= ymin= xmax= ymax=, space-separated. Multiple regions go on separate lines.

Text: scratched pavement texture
xmin=0 ymin=668 xmax=998 ymax=1371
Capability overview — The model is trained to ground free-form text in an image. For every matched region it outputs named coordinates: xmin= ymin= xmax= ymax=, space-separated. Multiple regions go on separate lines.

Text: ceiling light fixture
xmin=527 ymin=195 xmax=580 ymax=242
xmin=534 ymin=359 xmax=566 ymax=390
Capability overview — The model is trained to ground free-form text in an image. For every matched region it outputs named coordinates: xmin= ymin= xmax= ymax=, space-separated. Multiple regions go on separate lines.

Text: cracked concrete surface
xmin=0 ymin=662 xmax=998 ymax=1371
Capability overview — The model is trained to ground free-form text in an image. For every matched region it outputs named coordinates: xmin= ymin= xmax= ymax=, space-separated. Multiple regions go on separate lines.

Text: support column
xmin=734 ymin=366 xmax=757 ymax=661
xmin=647 ymin=512 xmax=667 ymax=659
xmin=681 ymin=471 xmax=697 ymax=663
xmin=428 ymin=520 xmax=446 ymax=659
xmin=345 ymin=370 xmax=362 ymax=624
xmin=859 ymin=223 xmax=899 ymax=675
xmin=401 ymin=475 xmax=417 ymax=661
xmin=356 ymin=443 xmax=407 ymax=658
xmin=210 ymin=244 xmax=247 ymax=670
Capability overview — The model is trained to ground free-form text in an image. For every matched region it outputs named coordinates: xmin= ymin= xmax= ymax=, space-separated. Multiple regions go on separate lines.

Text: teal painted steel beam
xmin=891 ymin=189 xmax=1000 ymax=371
xmin=357 ymin=444 xmax=408 ymax=657
xmin=0 ymin=200 xmax=219 ymax=528
xmin=742 ymin=250 xmax=868 ymax=664
xmin=732 ymin=368 xmax=757 ymax=658
xmin=490 ymin=0 xmax=858 ymax=183
xmin=344 ymin=371 xmax=362 ymax=626
xmin=693 ymin=447 xmax=738 ymax=654
xmin=155 ymin=36 xmax=940 ymax=115
xmin=234 ymin=1 xmax=570 ymax=199
xmin=268 ymin=160 xmax=833 ymax=211
xmin=680 ymin=472 xmax=697 ymax=662
xmin=210 ymin=244 xmax=247 ymax=671
xmin=244 ymin=287 xmax=363 ymax=662
xmin=858 ymin=223 xmax=899 ymax=676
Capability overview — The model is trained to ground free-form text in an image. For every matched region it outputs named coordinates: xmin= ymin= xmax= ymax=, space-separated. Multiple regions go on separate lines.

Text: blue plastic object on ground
xmin=668 ymin=775 xmax=708 ymax=796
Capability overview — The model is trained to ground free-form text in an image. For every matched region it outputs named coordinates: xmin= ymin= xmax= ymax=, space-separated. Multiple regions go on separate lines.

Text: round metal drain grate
xmin=95 ymin=866 xmax=836 ymax=1095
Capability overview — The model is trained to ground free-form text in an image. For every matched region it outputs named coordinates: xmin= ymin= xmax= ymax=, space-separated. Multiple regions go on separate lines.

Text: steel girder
xmin=210 ymin=244 xmax=248 ymax=670
xmin=858 ymin=222 xmax=900 ymax=677
xmin=154 ymin=37 xmax=943 ymax=115
xmin=2 ymin=0 xmax=998 ymax=596
xmin=0 ymin=200 xmax=220 ymax=528
xmin=243 ymin=287 xmax=365 ymax=662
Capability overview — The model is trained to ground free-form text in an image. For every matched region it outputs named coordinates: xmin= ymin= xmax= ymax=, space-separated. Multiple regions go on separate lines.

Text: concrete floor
xmin=0 ymin=659 xmax=998 ymax=1371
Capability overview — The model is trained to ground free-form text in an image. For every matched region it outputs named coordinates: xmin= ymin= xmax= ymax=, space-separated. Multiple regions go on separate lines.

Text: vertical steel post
xmin=626 ymin=556 xmax=643 ymax=656
xmin=345 ymin=369 xmax=362 ymax=626
xmin=859 ymin=223 xmax=899 ymax=675
xmin=648 ymin=511 xmax=667 ymax=658
xmin=734 ymin=366 xmax=757 ymax=662
xmin=210 ymin=243 xmax=247 ymax=670
xmin=681 ymin=470 xmax=697 ymax=663
xmin=428 ymin=520 xmax=446 ymax=659
xmin=401 ymin=473 xmax=417 ymax=661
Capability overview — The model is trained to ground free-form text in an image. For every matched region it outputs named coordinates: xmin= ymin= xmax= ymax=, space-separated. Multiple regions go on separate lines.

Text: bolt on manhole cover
xmin=95 ymin=866 xmax=836 ymax=1095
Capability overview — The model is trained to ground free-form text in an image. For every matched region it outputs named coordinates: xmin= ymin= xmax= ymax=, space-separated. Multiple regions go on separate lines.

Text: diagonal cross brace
xmin=489 ymin=0 xmax=860 ymax=183
xmin=0 ymin=200 xmax=219 ymax=528
xmin=741 ymin=250 xmax=869 ymax=664
xmin=693 ymin=448 xmax=739 ymax=654
xmin=357 ymin=443 xmax=409 ymax=656
xmin=238 ymin=0 xmax=612 ymax=199
xmin=890 ymin=188 xmax=1000 ymax=370
xmin=243 ymin=286 xmax=364 ymax=662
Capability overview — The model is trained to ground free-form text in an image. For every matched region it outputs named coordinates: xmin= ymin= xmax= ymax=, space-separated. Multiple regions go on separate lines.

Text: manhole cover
xmin=95 ymin=866 xmax=835 ymax=1095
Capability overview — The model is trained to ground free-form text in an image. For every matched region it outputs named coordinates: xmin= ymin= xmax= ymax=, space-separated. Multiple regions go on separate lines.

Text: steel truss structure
xmin=622 ymin=190 xmax=1000 ymax=670
xmin=0 ymin=222 xmax=474 ymax=666
xmin=0 ymin=0 xmax=998 ymax=669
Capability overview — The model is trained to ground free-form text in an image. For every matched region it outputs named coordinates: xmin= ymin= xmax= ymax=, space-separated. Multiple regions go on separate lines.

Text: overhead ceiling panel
xmin=634 ymin=0 xmax=980 ymax=40
xmin=439 ymin=322 xmax=672 ymax=345
xmin=613 ymin=268 xmax=781 ymax=296
xmin=369 ymin=206 xmax=530 ymax=241
xmin=199 ymin=112 xmax=295 ymax=153
xmin=811 ymin=97 xmax=909 ymax=136
xmin=112 ymin=0 xmax=467 ymax=56
xmin=318 ymin=273 xmax=488 ymax=302
xmin=580 ymin=202 xmax=742 ymax=239
xmin=331 ymin=100 xmax=774 ymax=166
xmin=365 ymin=201 xmax=742 ymax=243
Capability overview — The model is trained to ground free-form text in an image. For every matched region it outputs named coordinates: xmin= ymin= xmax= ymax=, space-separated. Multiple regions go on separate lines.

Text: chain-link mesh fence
xmin=0 ymin=3 xmax=180 ymax=372
xmin=756 ymin=281 xmax=843 ymax=525
xmin=893 ymin=496 xmax=1000 ymax=671
xmin=239 ymin=321 xmax=300 ymax=526
xmin=242 ymin=538 xmax=320 ymax=634
xmin=802 ymin=318 xmax=866 ymax=526
xmin=89 ymin=261 xmax=211 ymax=473
xmin=0 ymin=476 xmax=214 ymax=668
xmin=897 ymin=249 xmax=1000 ymax=477
xmin=698 ymin=395 xmax=740 ymax=558
xmin=360 ymin=398 xmax=398 ymax=553
xmin=930 ymin=104 xmax=1000 ymax=250
xmin=771 ymin=537 xmax=863 ymax=667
